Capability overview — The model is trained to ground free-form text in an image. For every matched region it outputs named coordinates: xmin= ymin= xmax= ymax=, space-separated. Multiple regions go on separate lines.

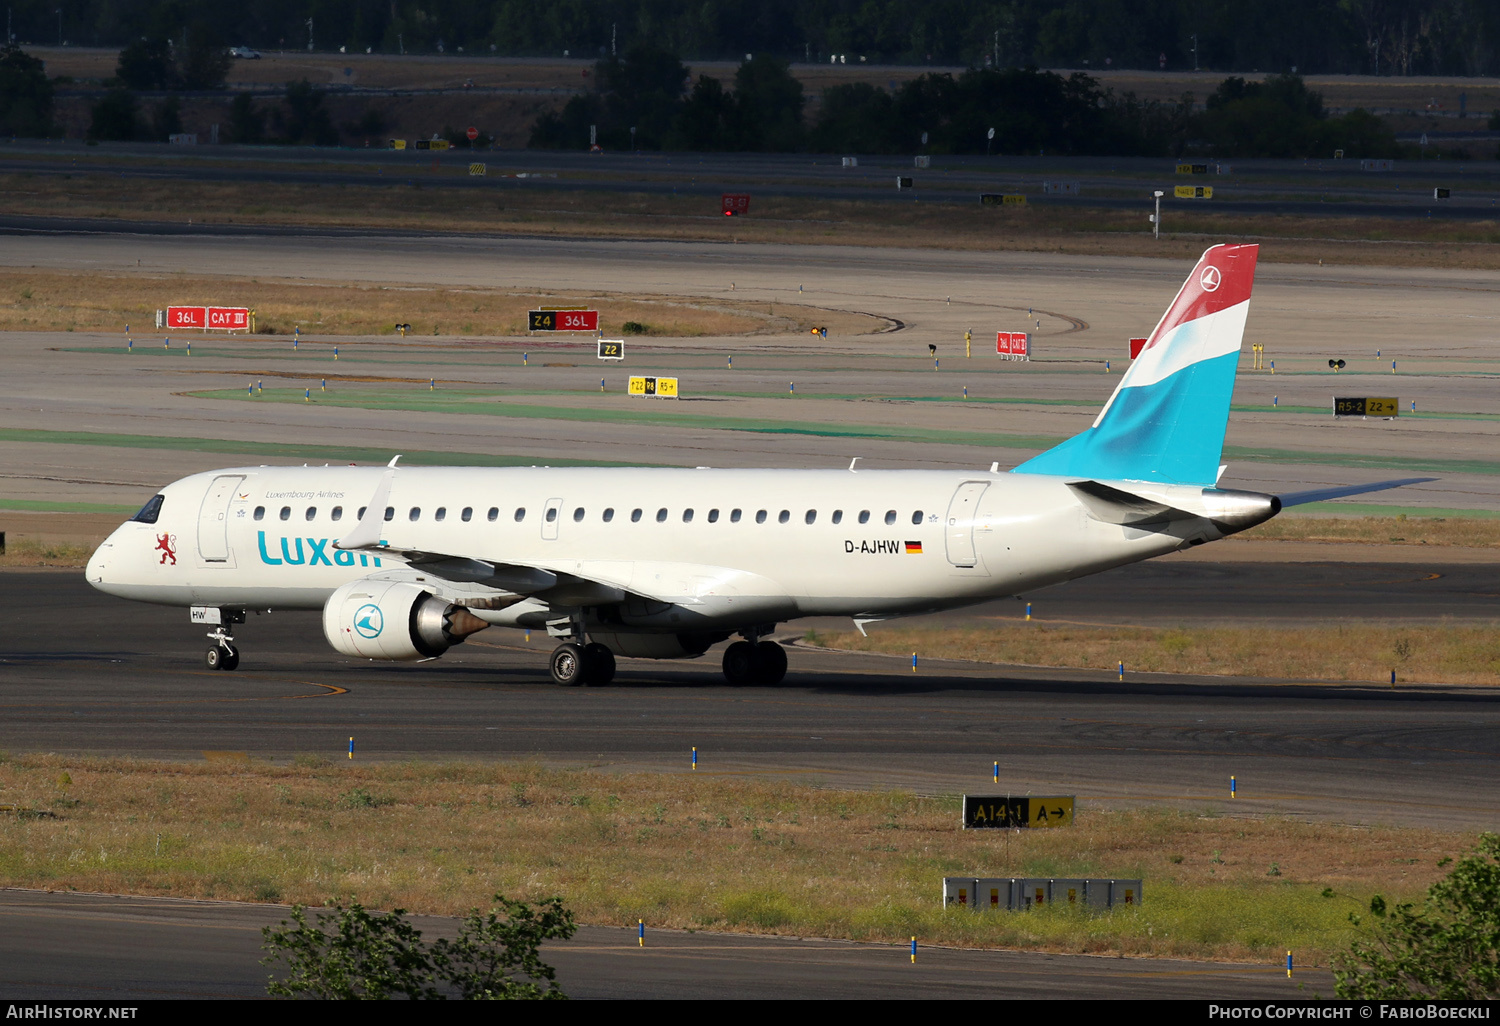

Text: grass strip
xmin=0 ymin=753 xmax=1458 ymax=966
xmin=0 ymin=499 xmax=137 ymax=514
xmin=194 ymin=389 xmax=1064 ymax=450
xmin=804 ymin=623 xmax=1500 ymax=686
xmin=0 ymin=427 xmax=661 ymax=469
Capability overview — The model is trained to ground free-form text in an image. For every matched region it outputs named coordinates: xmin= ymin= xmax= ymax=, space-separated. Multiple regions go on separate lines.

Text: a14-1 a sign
xmin=528 ymin=310 xmax=599 ymax=332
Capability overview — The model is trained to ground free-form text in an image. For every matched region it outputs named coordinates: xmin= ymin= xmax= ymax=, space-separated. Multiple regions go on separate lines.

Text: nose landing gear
xmin=205 ymin=628 xmax=239 ymax=671
xmin=193 ymin=606 xmax=246 ymax=671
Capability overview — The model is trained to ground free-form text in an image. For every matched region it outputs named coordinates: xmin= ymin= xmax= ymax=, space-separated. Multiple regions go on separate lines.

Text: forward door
xmin=196 ymin=475 xmax=244 ymax=563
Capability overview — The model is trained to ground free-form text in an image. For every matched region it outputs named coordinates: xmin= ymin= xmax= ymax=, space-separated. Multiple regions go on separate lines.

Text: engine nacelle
xmin=322 ymin=580 xmax=487 ymax=661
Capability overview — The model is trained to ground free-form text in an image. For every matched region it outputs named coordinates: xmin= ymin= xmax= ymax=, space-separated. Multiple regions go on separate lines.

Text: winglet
xmin=335 ymin=466 xmax=396 ymax=550
xmin=387 ymin=455 xmax=402 ymax=468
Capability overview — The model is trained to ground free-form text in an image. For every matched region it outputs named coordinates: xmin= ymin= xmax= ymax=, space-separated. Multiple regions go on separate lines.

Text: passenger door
xmin=196 ymin=475 xmax=244 ymax=563
xmin=943 ymin=481 xmax=990 ymax=570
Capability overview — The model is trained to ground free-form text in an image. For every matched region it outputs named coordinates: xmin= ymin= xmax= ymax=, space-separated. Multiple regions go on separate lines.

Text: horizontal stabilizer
xmin=1278 ymin=478 xmax=1435 ymax=507
xmin=1067 ymin=480 xmax=1195 ymax=526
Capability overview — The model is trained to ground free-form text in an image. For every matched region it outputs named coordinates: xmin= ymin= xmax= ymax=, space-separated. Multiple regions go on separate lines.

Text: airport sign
xmin=529 ymin=310 xmax=599 ymax=332
xmin=962 ymin=794 xmax=1075 ymax=829
xmin=628 ymin=375 xmax=679 ymax=398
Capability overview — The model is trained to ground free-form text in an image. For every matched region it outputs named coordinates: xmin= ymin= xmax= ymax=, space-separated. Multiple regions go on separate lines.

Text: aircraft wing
xmin=1276 ymin=478 xmax=1436 ymax=507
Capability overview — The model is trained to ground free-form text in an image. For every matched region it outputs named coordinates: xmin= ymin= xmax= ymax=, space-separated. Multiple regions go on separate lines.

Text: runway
xmin=0 ymin=889 xmax=1331 ymax=1000
xmin=7 ymin=571 xmax=1499 ymax=831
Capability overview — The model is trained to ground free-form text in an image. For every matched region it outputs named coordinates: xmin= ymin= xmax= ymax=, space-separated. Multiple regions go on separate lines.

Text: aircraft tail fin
xmin=1014 ymin=243 xmax=1259 ymax=486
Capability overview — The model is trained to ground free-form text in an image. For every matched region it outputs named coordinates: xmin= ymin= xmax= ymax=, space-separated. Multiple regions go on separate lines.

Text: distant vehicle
xmin=228 ymin=46 xmax=261 ymax=59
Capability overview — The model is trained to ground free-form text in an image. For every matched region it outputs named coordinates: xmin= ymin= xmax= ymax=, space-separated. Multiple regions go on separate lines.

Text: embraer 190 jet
xmin=87 ymin=245 xmax=1424 ymax=685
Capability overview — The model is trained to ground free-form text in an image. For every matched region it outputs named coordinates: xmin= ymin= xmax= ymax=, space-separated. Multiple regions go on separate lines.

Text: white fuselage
xmin=87 ymin=464 xmax=1230 ymax=638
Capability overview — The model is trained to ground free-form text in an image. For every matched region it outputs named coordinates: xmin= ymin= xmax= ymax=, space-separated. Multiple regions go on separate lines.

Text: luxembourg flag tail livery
xmin=1015 ymin=243 xmax=1257 ymax=486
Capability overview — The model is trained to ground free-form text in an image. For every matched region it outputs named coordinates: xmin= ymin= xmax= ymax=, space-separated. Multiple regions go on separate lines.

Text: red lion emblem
xmin=155 ymin=533 xmax=177 ymax=566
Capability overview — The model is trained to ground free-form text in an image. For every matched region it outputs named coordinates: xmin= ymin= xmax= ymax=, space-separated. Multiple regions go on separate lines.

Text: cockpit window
xmin=130 ymin=495 xmax=164 ymax=524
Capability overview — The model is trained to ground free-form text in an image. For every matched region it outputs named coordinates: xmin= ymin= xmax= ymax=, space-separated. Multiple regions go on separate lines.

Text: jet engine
xmin=322 ymin=579 xmax=488 ymax=660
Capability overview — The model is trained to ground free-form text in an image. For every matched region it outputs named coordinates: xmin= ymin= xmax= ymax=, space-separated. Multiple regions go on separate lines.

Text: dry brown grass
xmin=0 ymin=754 xmax=1460 ymax=963
xmin=805 ymin=623 xmax=1500 ymax=685
xmin=6 ymin=170 xmax=1500 ymax=268
xmin=0 ymin=267 xmax=881 ymax=337
xmin=1239 ymin=516 xmax=1500 ymax=548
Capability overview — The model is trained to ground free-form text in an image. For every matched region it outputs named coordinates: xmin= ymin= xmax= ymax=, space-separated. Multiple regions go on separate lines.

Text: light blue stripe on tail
xmin=1012 ymin=350 xmax=1238 ymax=485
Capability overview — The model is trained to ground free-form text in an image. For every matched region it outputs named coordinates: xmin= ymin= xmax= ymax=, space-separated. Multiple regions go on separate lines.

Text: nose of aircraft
xmin=86 ymin=525 xmax=124 ymax=595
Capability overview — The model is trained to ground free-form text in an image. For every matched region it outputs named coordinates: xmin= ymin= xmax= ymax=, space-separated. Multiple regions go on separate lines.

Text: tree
xmin=0 ymin=45 xmax=53 ymax=137
xmin=435 ymin=896 xmax=575 ymax=999
xmin=177 ymin=31 xmax=231 ymax=91
xmin=227 ymin=92 xmax=264 ymax=144
xmin=88 ymin=88 xmax=141 ymax=141
xmin=1335 ymin=833 xmax=1500 ymax=999
xmin=732 ymin=55 xmax=804 ymax=151
xmin=116 ymin=38 xmax=174 ymax=90
xmin=262 ymin=894 xmax=576 ymax=1000
xmin=277 ymin=80 xmax=339 ymax=146
xmin=262 ymin=902 xmax=440 ymax=1000
xmin=151 ymin=95 xmax=182 ymax=141
xmin=671 ymin=74 xmax=738 ymax=150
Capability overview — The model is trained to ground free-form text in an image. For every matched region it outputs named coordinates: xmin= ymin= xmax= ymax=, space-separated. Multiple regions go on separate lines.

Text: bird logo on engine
xmin=154 ymin=533 xmax=177 ymax=566
xmin=353 ymin=603 xmax=384 ymax=639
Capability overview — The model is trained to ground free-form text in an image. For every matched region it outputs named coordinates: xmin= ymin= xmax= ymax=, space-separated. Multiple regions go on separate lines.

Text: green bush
xmin=262 ymin=895 xmax=577 ymax=999
xmin=1334 ymin=833 xmax=1500 ymax=998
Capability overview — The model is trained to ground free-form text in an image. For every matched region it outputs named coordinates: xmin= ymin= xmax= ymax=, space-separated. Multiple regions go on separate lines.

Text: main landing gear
xmin=721 ymin=639 xmax=788 ymax=686
xmin=549 ymin=641 xmax=616 ymax=686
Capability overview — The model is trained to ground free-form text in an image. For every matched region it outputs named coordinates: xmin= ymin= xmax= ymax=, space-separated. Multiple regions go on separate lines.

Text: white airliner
xmin=87 ymin=245 xmax=1425 ymax=685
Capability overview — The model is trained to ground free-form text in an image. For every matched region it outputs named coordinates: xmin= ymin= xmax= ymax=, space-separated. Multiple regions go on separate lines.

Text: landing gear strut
xmin=549 ymin=641 xmax=616 ymax=686
xmin=722 ymin=638 xmax=788 ymax=686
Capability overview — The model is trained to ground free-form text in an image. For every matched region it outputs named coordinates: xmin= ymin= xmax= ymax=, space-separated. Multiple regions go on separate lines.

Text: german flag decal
xmin=905 ymin=541 xmax=923 ymax=554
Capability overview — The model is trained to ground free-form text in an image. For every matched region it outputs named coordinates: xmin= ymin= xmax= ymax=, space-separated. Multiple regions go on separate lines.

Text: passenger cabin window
xmin=911 ymin=510 xmax=923 ymax=525
xmin=130 ymin=495 xmax=165 ymax=524
xmin=573 ymin=507 xmax=585 ymax=522
xmin=708 ymin=509 xmax=719 ymax=523
xmin=755 ymin=510 xmax=767 ymax=524
xmin=487 ymin=508 xmax=499 ymax=522
xmin=884 ymin=510 xmax=897 ymax=526
xmin=859 ymin=510 xmax=870 ymax=524
xmin=253 ymin=506 xmax=265 ymax=521
xmin=513 ymin=508 xmax=524 ymax=522
xmin=545 ymin=508 xmax=557 ymax=523
xmin=383 ymin=506 xmax=395 ymax=522
xmin=358 ymin=507 xmax=367 ymax=519
xmin=280 ymin=506 xmax=292 ymax=521
xmin=832 ymin=510 xmax=843 ymax=524
xmin=656 ymin=508 xmax=668 ymax=523
xmin=331 ymin=506 xmax=343 ymax=522
xmin=461 ymin=507 xmax=473 ymax=522
xmin=603 ymin=508 xmax=615 ymax=522
xmin=731 ymin=509 xmax=742 ymax=523
xmin=435 ymin=507 xmax=446 ymax=522
xmin=631 ymin=509 xmax=643 ymax=522
xmin=804 ymin=510 xmax=816 ymax=524
xmin=305 ymin=507 xmax=316 ymax=521
xmin=409 ymin=508 xmax=421 ymax=522
xmin=683 ymin=509 xmax=694 ymax=522
xmin=778 ymin=510 xmax=790 ymax=524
